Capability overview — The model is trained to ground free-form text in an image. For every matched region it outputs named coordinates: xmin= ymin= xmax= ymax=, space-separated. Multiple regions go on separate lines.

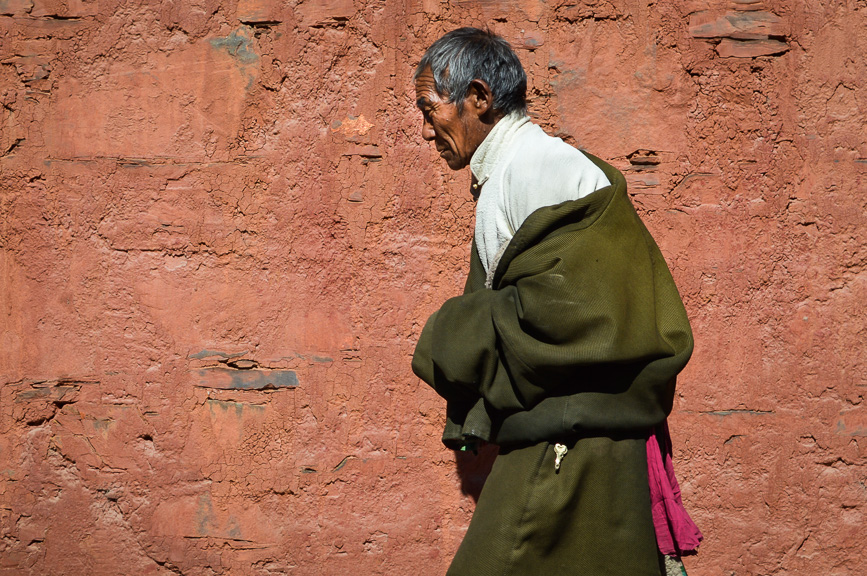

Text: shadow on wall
xmin=455 ymin=443 xmax=500 ymax=502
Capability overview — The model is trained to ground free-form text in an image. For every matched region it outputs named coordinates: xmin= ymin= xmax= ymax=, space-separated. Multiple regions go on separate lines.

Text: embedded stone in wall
xmin=689 ymin=10 xmax=788 ymax=58
xmin=343 ymin=144 xmax=382 ymax=160
xmin=717 ymin=38 xmax=788 ymax=58
xmin=237 ymin=0 xmax=284 ymax=25
xmin=195 ymin=367 xmax=298 ymax=390
xmin=295 ymin=0 xmax=355 ymax=28
xmin=29 ymin=0 xmax=97 ymax=18
xmin=689 ymin=10 xmax=785 ymax=39
xmin=12 ymin=379 xmax=87 ymax=426
xmin=0 ymin=0 xmax=33 ymax=16
xmin=730 ymin=0 xmax=764 ymax=11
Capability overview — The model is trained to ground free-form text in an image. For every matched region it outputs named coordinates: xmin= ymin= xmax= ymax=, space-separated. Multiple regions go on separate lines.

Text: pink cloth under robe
xmin=647 ymin=420 xmax=704 ymax=557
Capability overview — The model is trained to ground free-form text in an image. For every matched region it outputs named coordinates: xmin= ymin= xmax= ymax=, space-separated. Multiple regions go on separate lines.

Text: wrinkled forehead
xmin=414 ymin=67 xmax=444 ymax=104
xmin=414 ymin=71 xmax=434 ymax=92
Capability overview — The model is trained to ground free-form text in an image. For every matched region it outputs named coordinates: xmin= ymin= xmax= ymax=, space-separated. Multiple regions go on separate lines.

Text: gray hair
xmin=415 ymin=28 xmax=527 ymax=116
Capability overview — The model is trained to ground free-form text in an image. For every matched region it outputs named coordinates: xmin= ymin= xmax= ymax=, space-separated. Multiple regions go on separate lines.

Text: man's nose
xmin=421 ymin=120 xmax=435 ymax=141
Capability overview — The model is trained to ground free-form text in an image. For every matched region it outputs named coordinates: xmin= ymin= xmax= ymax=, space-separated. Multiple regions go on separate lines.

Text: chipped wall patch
xmin=331 ymin=114 xmax=374 ymax=138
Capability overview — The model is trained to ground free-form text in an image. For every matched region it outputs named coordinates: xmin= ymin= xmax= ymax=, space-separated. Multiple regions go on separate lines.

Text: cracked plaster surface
xmin=1 ymin=1 xmax=865 ymax=575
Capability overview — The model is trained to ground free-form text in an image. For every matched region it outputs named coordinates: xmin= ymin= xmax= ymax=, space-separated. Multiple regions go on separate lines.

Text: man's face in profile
xmin=414 ymin=67 xmax=479 ymax=171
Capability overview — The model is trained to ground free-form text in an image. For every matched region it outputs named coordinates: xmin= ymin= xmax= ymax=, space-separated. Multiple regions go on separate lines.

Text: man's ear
xmin=466 ymin=79 xmax=494 ymax=118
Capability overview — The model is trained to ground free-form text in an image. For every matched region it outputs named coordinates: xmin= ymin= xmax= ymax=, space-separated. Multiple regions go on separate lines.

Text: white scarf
xmin=470 ymin=112 xmax=611 ymax=284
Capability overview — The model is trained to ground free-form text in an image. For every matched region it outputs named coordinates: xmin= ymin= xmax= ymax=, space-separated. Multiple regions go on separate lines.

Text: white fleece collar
xmin=470 ymin=111 xmax=531 ymax=188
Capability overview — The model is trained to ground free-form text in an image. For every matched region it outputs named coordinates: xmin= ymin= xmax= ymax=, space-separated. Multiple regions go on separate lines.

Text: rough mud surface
xmin=1 ymin=1 xmax=865 ymax=575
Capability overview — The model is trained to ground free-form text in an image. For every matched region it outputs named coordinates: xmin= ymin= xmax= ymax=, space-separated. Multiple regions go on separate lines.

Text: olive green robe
xmin=412 ymin=154 xmax=693 ymax=575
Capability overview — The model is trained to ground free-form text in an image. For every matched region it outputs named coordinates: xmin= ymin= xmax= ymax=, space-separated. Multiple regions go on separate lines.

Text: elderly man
xmin=411 ymin=28 xmax=701 ymax=575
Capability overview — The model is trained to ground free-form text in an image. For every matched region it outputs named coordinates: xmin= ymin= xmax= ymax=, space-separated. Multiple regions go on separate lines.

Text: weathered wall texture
xmin=1 ymin=0 xmax=865 ymax=574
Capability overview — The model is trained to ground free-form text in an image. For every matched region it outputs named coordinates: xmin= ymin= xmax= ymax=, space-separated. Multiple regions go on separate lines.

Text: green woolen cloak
xmin=412 ymin=154 xmax=694 ymax=575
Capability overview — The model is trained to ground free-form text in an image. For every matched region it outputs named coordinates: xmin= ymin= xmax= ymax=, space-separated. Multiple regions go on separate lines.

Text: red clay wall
xmin=1 ymin=1 xmax=865 ymax=574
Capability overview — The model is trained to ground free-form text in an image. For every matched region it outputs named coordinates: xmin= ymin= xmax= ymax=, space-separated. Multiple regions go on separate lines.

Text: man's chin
xmin=444 ymin=156 xmax=468 ymax=171
xmin=436 ymin=148 xmax=467 ymax=170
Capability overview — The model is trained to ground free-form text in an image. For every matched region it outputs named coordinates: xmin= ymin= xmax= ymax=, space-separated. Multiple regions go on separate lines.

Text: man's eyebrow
xmin=416 ymin=97 xmax=431 ymax=109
